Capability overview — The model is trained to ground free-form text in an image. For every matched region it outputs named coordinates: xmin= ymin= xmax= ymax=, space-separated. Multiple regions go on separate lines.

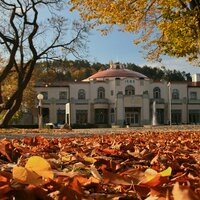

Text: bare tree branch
xmin=0 ymin=0 xmax=88 ymax=127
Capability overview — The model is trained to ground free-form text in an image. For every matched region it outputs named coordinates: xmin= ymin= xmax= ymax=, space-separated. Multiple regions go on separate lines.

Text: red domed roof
xmin=83 ymin=68 xmax=147 ymax=81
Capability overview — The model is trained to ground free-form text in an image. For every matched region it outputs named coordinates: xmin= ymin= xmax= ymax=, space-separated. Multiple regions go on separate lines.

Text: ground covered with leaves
xmin=0 ymin=130 xmax=200 ymax=200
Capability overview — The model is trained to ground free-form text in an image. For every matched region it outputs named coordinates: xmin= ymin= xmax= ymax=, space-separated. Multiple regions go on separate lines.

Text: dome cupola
xmin=83 ymin=61 xmax=148 ymax=81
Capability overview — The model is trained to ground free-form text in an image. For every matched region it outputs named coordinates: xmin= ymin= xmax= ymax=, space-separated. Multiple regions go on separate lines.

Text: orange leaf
xmin=102 ymin=148 xmax=118 ymax=155
xmin=0 ymin=140 xmax=21 ymax=162
xmin=102 ymin=169 xmax=132 ymax=186
xmin=140 ymin=167 xmax=172 ymax=187
xmin=59 ymin=176 xmax=84 ymax=200
xmin=141 ymin=173 xmax=161 ymax=187
xmin=0 ymin=175 xmax=8 ymax=183
xmin=59 ymin=186 xmax=82 ymax=200
xmin=68 ymin=176 xmax=84 ymax=195
xmin=0 ymin=185 xmax=12 ymax=197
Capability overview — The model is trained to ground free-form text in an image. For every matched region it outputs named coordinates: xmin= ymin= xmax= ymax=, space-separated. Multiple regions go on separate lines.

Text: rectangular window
xmin=111 ymin=114 xmax=115 ymax=123
xmin=57 ymin=109 xmax=65 ymax=124
xmin=110 ymin=108 xmax=115 ymax=123
xmin=125 ymin=112 xmax=139 ymax=125
xmin=125 ymin=107 xmax=140 ymax=125
xmin=95 ymin=109 xmax=108 ymax=124
xmin=59 ymin=91 xmax=67 ymax=100
xmin=66 ymin=114 xmax=69 ymax=124
xmin=76 ymin=110 xmax=88 ymax=124
xmin=189 ymin=110 xmax=200 ymax=124
xmin=171 ymin=110 xmax=182 ymax=124
xmin=115 ymin=78 xmax=120 ymax=86
xmin=111 ymin=90 xmax=114 ymax=96
xmin=41 ymin=92 xmax=48 ymax=100
xmin=156 ymin=109 xmax=164 ymax=124
xmin=190 ymin=92 xmax=197 ymax=100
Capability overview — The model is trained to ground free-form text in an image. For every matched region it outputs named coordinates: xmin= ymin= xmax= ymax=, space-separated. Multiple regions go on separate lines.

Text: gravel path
xmin=0 ymin=127 xmax=132 ymax=139
xmin=0 ymin=125 xmax=200 ymax=139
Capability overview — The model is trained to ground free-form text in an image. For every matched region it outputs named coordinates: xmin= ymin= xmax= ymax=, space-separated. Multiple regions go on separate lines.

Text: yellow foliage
xmin=13 ymin=156 xmax=54 ymax=185
xmin=25 ymin=156 xmax=54 ymax=179
xmin=83 ymin=156 xmax=97 ymax=164
xmin=69 ymin=0 xmax=200 ymax=64
xmin=144 ymin=167 xmax=172 ymax=181
xmin=13 ymin=166 xmax=43 ymax=186
xmin=140 ymin=167 xmax=172 ymax=187
xmin=144 ymin=168 xmax=159 ymax=181
xmin=159 ymin=166 xmax=172 ymax=177
xmin=61 ymin=155 xmax=76 ymax=162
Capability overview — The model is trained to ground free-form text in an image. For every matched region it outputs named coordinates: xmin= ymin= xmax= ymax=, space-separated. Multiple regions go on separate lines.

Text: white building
xmin=34 ymin=63 xmax=200 ymax=127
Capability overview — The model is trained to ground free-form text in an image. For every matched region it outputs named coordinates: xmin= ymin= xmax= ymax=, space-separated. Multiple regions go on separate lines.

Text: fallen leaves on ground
xmin=0 ymin=130 xmax=200 ymax=199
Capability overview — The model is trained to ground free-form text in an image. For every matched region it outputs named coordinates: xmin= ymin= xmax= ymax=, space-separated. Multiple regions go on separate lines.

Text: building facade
xmin=35 ymin=82 xmax=70 ymax=126
xmin=34 ymin=63 xmax=200 ymax=127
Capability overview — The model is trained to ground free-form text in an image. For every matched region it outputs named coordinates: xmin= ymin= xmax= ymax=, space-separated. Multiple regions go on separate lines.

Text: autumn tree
xmin=69 ymin=0 xmax=200 ymax=64
xmin=0 ymin=0 xmax=88 ymax=127
xmin=1 ymin=68 xmax=37 ymax=124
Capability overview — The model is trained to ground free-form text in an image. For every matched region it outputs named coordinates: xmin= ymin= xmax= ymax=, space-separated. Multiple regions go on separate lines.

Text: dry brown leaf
xmin=172 ymin=182 xmax=199 ymax=200
xmin=102 ymin=169 xmax=132 ymax=185
xmin=0 ymin=184 xmax=12 ymax=198
xmin=0 ymin=130 xmax=200 ymax=199
xmin=90 ymin=165 xmax=102 ymax=180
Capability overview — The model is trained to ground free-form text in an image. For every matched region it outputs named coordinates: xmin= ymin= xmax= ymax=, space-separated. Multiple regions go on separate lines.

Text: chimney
xmin=192 ymin=74 xmax=200 ymax=82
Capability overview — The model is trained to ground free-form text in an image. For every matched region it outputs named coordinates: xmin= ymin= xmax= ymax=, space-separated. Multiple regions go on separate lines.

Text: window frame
xmin=97 ymin=87 xmax=105 ymax=99
xmin=190 ymin=91 xmax=197 ymax=100
xmin=153 ymin=87 xmax=161 ymax=99
xmin=125 ymin=85 xmax=135 ymax=96
xmin=76 ymin=110 xmax=88 ymax=124
xmin=78 ymin=89 xmax=86 ymax=100
xmin=59 ymin=91 xmax=67 ymax=100
xmin=172 ymin=89 xmax=179 ymax=99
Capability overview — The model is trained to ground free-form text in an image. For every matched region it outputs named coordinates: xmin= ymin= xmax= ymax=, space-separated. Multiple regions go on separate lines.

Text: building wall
xmin=34 ymin=74 xmax=200 ymax=127
xmin=70 ymin=83 xmax=90 ymax=99
xmin=36 ymin=86 xmax=69 ymax=124
xmin=142 ymin=94 xmax=150 ymax=124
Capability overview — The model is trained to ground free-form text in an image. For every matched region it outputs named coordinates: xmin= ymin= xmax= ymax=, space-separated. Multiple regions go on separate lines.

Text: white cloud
xmin=139 ymin=57 xmax=200 ymax=75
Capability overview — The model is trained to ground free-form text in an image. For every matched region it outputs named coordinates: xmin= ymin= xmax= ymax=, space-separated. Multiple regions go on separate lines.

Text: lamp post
xmin=37 ymin=93 xmax=44 ymax=129
xmin=167 ymin=82 xmax=172 ymax=126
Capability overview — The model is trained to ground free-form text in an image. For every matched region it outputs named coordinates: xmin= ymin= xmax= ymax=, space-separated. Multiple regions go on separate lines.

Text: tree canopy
xmin=35 ymin=59 xmax=191 ymax=82
xmin=69 ymin=0 xmax=200 ymax=64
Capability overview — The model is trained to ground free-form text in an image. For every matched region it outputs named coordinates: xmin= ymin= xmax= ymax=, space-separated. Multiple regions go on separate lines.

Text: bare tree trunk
xmin=0 ymin=0 xmax=87 ymax=127
xmin=0 ymin=83 xmax=2 ymax=104
xmin=0 ymin=60 xmax=36 ymax=127
xmin=0 ymin=94 xmax=23 ymax=127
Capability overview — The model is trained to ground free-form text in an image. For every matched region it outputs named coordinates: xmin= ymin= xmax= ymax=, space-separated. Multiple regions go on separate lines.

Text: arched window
xmin=153 ymin=87 xmax=161 ymax=99
xmin=125 ymin=85 xmax=135 ymax=95
xmin=78 ymin=89 xmax=86 ymax=99
xmin=97 ymin=87 xmax=105 ymax=99
xmin=172 ymin=89 xmax=179 ymax=99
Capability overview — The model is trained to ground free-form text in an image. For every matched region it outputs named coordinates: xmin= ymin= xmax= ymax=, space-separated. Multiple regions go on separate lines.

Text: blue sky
xmin=66 ymin=8 xmax=199 ymax=75
xmin=83 ymin=28 xmax=199 ymax=75
xmin=43 ymin=4 xmax=200 ymax=75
